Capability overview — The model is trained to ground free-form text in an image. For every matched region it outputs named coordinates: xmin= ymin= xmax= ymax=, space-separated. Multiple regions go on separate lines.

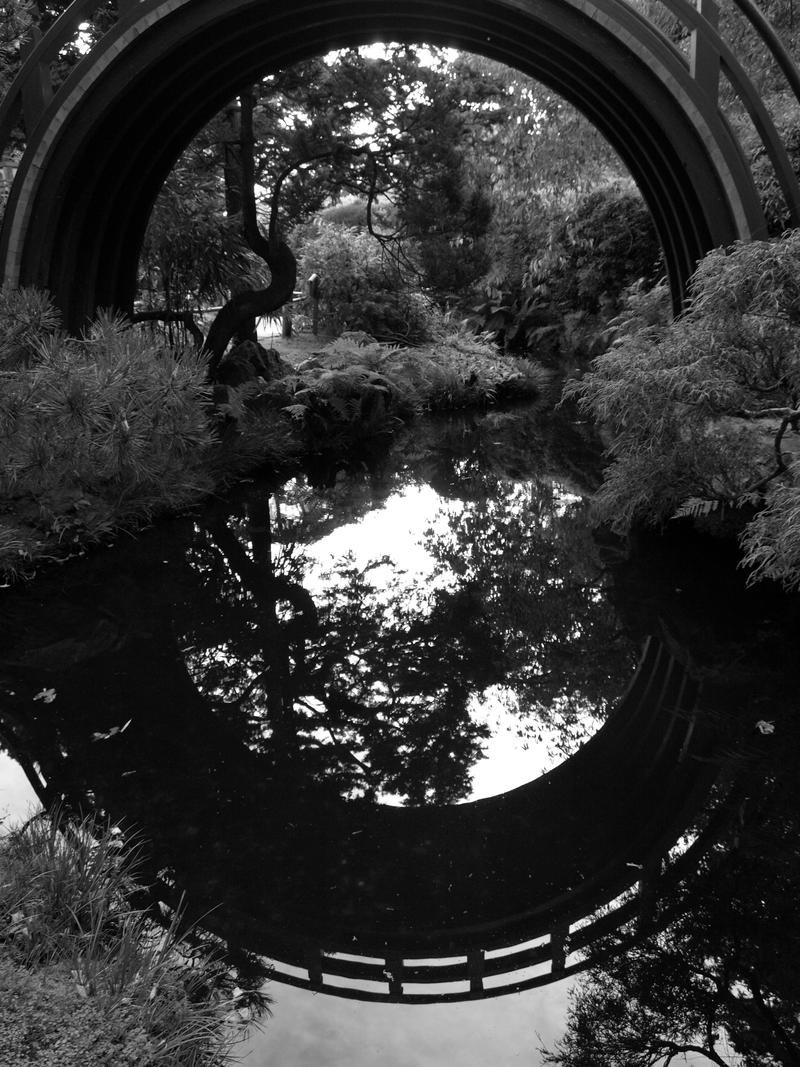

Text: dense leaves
xmin=568 ymin=232 xmax=800 ymax=586
xmin=294 ymin=222 xmax=431 ymax=343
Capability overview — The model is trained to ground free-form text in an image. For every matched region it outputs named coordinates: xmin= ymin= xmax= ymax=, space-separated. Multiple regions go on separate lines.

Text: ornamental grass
xmin=0 ymin=810 xmax=267 ymax=1066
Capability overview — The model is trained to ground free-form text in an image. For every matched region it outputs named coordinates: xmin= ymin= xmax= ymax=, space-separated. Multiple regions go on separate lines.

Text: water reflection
xmin=176 ymin=468 xmax=634 ymax=806
xmin=544 ymin=526 xmax=800 ymax=1066
xmin=1 ymin=404 xmax=798 ymax=1010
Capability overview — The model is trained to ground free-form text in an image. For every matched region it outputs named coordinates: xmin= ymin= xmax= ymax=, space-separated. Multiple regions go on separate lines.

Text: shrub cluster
xmin=471 ymin=186 xmax=664 ymax=360
xmin=0 ymin=287 xmax=216 ymax=575
xmin=0 ymin=811 xmax=267 ymax=1065
xmin=219 ymin=329 xmax=549 ymax=464
xmin=0 ymin=286 xmax=547 ymax=578
xmin=254 ymin=330 xmax=550 ymax=453
xmin=567 ymin=231 xmax=800 ymax=588
xmin=295 ymin=222 xmax=433 ymax=344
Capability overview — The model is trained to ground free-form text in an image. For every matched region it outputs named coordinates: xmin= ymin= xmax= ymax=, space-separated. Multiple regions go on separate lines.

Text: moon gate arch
xmin=1 ymin=0 xmax=800 ymax=329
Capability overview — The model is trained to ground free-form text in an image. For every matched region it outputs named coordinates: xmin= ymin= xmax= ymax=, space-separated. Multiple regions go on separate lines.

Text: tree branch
xmin=130 ymin=309 xmax=205 ymax=348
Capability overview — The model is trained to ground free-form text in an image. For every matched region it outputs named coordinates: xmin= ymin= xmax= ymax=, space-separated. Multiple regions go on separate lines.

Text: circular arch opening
xmin=1 ymin=0 xmax=766 ymax=330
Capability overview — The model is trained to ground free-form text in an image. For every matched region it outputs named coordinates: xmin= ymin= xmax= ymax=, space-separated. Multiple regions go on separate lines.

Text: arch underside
xmin=90 ymin=637 xmax=721 ymax=1000
xmin=1 ymin=0 xmax=767 ymax=328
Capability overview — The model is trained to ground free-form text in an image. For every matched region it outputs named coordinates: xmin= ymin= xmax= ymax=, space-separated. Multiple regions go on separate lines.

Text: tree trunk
xmin=222 ymin=101 xmax=259 ymax=347
xmin=204 ymin=89 xmax=297 ymax=377
xmin=203 ymin=238 xmax=297 ymax=374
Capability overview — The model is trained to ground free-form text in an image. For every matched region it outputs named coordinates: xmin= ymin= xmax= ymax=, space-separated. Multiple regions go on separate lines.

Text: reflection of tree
xmin=176 ymin=460 xmax=636 ymax=802
xmin=543 ymin=581 xmax=800 ymax=1067
xmin=306 ymin=558 xmax=498 ymax=804
xmin=545 ymin=749 xmax=800 ymax=1067
xmin=425 ymin=476 xmax=636 ymax=746
xmin=179 ymin=499 xmax=494 ymax=805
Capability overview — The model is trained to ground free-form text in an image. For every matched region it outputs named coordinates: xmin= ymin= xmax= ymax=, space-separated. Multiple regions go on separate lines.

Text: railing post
xmin=385 ymin=952 xmax=404 ymax=998
xmin=468 ymin=949 xmax=484 ymax=995
xmin=304 ymin=946 xmax=323 ymax=990
xmin=690 ymin=0 xmax=721 ymax=104
xmin=19 ymin=26 xmax=52 ymax=132
xmin=550 ymin=925 xmax=570 ymax=974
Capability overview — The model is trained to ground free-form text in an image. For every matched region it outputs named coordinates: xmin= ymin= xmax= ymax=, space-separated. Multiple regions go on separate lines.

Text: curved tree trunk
xmin=203 ymin=88 xmax=297 ymax=378
xmin=203 ymin=238 xmax=296 ymax=376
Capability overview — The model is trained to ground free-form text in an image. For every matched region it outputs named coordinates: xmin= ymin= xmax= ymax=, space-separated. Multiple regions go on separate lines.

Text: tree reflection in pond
xmin=175 ymin=437 xmax=635 ymax=806
xmin=3 ymin=401 xmax=800 ymax=1033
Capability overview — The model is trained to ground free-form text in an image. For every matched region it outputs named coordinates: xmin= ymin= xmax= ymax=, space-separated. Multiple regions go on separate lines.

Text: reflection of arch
xmin=1 ymin=0 xmax=800 ymax=327
xmin=185 ymin=636 xmax=724 ymax=1002
xmin=2 ymin=631 xmax=723 ymax=1003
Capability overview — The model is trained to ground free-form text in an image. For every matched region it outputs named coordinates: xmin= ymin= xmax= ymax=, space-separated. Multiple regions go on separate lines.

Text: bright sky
xmin=0 ymin=751 xmax=39 ymax=832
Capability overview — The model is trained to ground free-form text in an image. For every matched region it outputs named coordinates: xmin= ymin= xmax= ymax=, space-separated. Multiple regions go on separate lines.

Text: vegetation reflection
xmin=179 ymin=413 xmax=635 ymax=805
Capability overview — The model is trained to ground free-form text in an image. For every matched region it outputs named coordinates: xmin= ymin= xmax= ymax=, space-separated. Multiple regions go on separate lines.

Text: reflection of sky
xmin=299 ymin=482 xmax=601 ymax=802
xmin=0 ymin=752 xmax=38 ymax=830
xmin=239 ymin=974 xmax=573 ymax=1067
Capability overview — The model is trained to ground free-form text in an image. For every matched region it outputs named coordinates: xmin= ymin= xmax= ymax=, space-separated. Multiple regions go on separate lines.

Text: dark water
xmin=1 ymin=404 xmax=799 ymax=1026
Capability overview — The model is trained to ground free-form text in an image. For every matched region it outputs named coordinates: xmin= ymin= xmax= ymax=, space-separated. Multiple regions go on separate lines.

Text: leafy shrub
xmin=470 ymin=283 xmax=557 ymax=357
xmin=0 ymin=957 xmax=161 ymax=1066
xmin=567 ymin=232 xmax=800 ymax=586
xmin=741 ymin=474 xmax=800 ymax=588
xmin=286 ymin=330 xmax=547 ymax=427
xmin=609 ymin=277 xmax=673 ymax=337
xmin=547 ymin=188 xmax=663 ymax=312
xmin=295 ymin=222 xmax=432 ymax=344
xmin=0 ymin=289 xmax=216 ymax=574
xmin=471 ymin=187 xmax=663 ymax=358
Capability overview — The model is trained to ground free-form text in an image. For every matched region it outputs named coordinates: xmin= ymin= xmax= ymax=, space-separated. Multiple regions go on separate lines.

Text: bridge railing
xmin=256 ymin=773 xmax=740 ymax=1003
xmin=643 ymin=0 xmax=800 ymax=223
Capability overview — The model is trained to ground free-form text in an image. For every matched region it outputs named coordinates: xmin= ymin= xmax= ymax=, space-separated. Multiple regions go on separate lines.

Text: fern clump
xmin=567 ymin=231 xmax=800 ymax=586
xmin=300 ymin=331 xmax=545 ymax=409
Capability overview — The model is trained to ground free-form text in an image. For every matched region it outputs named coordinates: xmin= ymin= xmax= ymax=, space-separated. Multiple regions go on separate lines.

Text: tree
xmin=136 ymin=47 xmax=511 ymax=370
xmin=136 ymin=138 xmax=265 ymax=335
xmin=458 ymin=57 xmax=661 ymax=352
xmin=0 ymin=0 xmax=34 ymax=98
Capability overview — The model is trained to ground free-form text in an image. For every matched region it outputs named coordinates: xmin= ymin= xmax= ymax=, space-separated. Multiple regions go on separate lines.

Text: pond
xmin=1 ymin=401 xmax=799 ymax=1060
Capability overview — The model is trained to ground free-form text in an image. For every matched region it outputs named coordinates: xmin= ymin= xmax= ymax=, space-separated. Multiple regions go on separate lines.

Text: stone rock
xmin=295 ymin=357 xmax=324 ymax=373
xmin=216 ymin=340 xmax=293 ymax=386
